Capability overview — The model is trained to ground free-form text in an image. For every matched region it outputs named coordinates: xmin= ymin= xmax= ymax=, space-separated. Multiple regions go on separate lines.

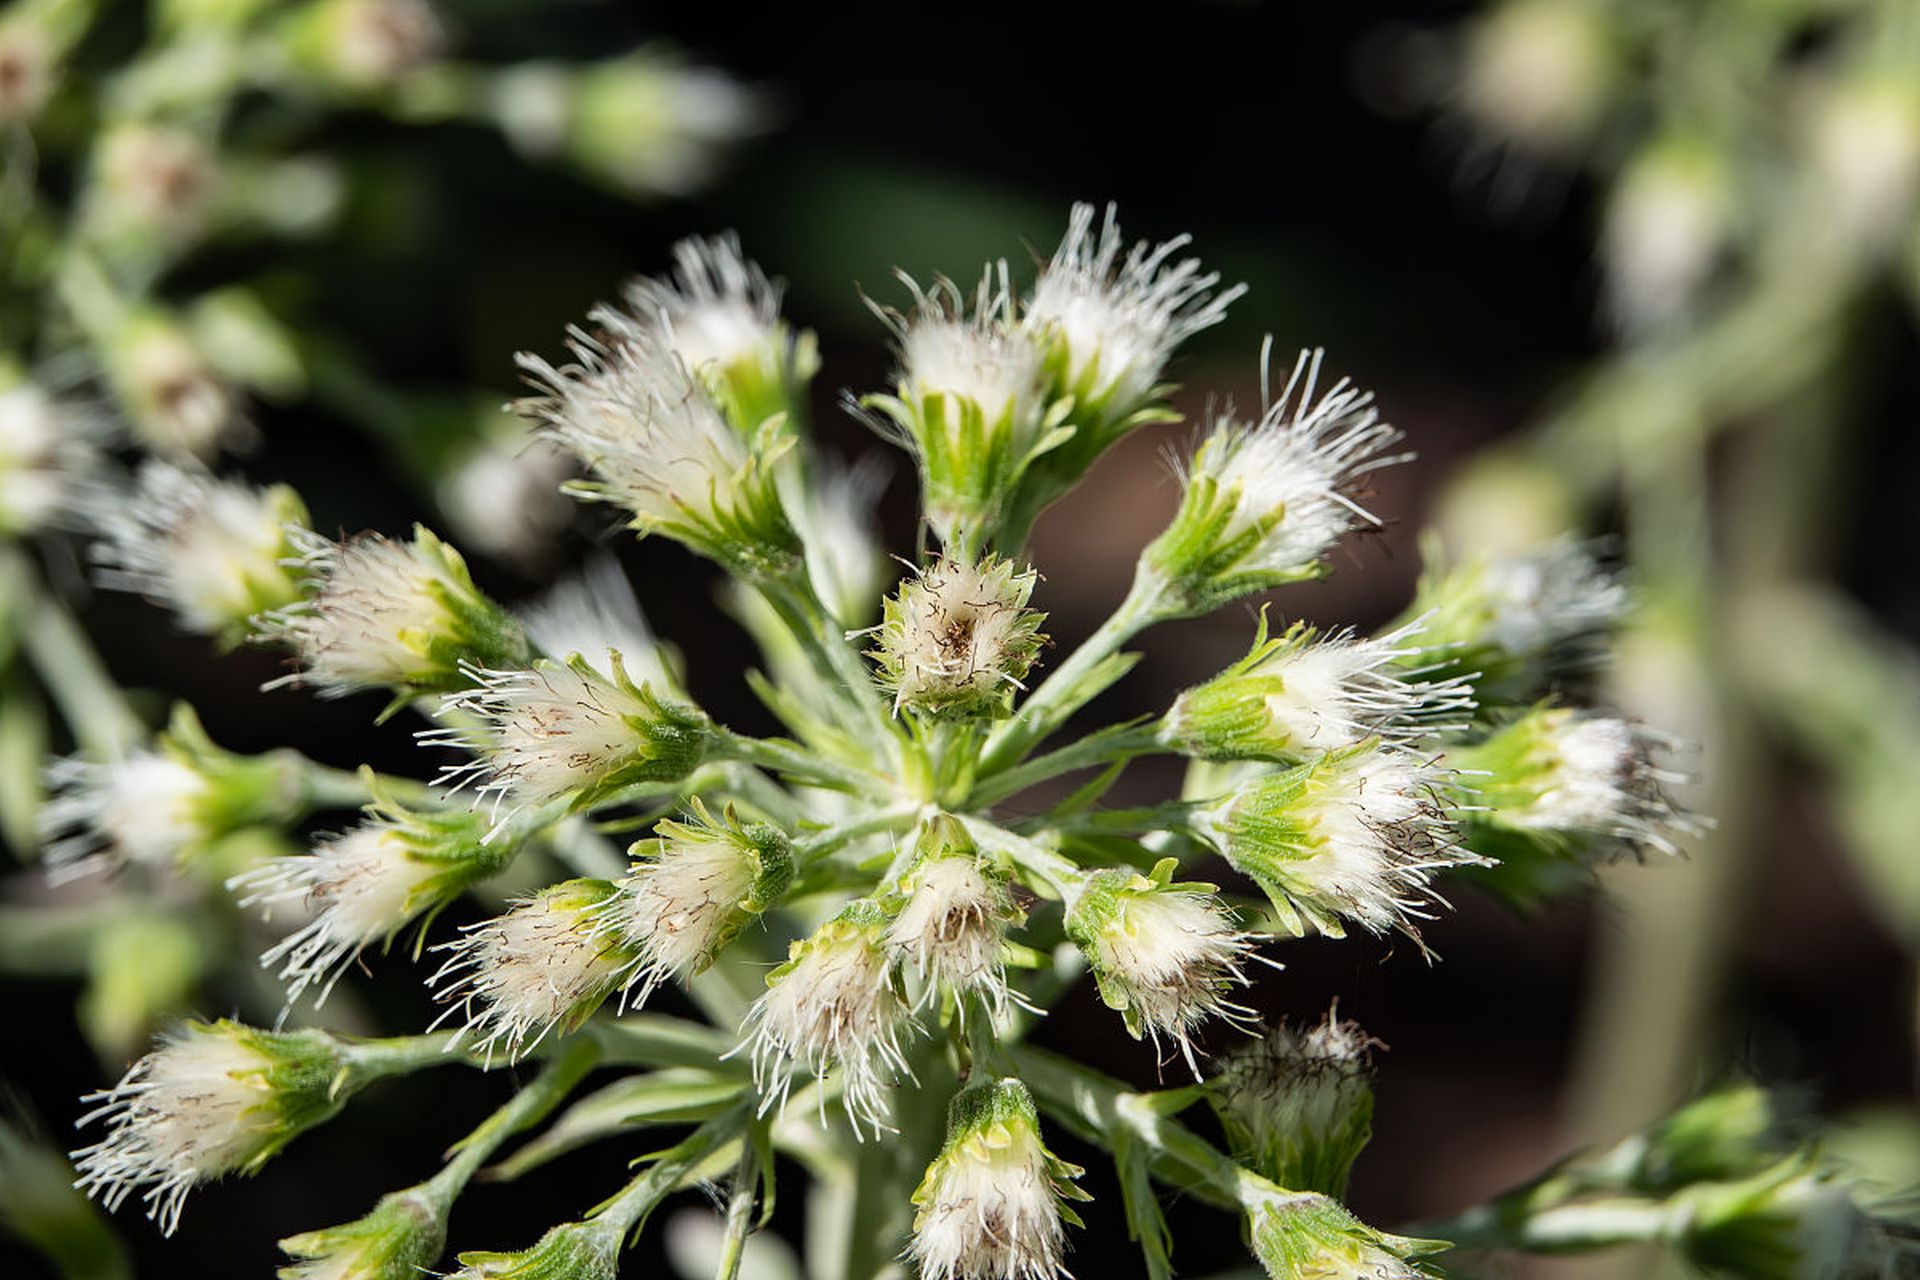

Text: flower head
xmin=91 ymin=461 xmax=308 ymax=644
xmin=491 ymin=49 xmax=767 ymax=199
xmin=1166 ymin=611 xmax=1473 ymax=763
xmin=1025 ymin=201 xmax=1241 ymax=419
xmin=446 ymin=1218 xmax=619 ymax=1280
xmin=89 ymin=123 xmax=218 ymax=250
xmin=1407 ymin=537 xmax=1628 ymax=701
xmin=291 ymin=0 xmax=446 ymax=93
xmin=866 ymin=556 xmax=1047 ymax=719
xmin=0 ymin=16 xmax=55 ymax=123
xmin=437 ymin=422 xmax=577 ymax=569
xmin=1064 ymin=857 xmax=1260 ymax=1073
xmin=73 ymin=1020 xmax=350 ymax=1235
xmin=1678 ymin=1155 xmax=1919 ymax=1280
xmin=740 ymin=898 xmax=914 ymax=1137
xmin=909 ymin=1078 xmax=1088 ymax=1280
xmin=865 ymin=268 xmax=1053 ymax=550
xmin=797 ymin=453 xmax=891 ymax=628
xmin=430 ymin=654 xmax=709 ymax=826
xmin=231 ymin=780 xmax=509 ymax=1005
xmin=1193 ymin=746 xmax=1473 ymax=940
xmin=1144 ymin=349 xmax=1405 ymax=615
xmin=103 ymin=310 xmax=239 ymax=460
xmin=1456 ymin=705 xmax=1697 ymax=855
xmin=1455 ymin=0 xmax=1617 ymax=157
xmin=431 ymin=879 xmax=633 ymax=1063
xmin=0 ymin=380 xmax=96 ymax=536
xmin=1603 ymin=136 xmax=1731 ymax=334
xmin=1210 ymin=1011 xmax=1378 ymax=1198
xmin=278 ymin=1184 xmax=448 ymax=1280
xmin=885 ymin=817 xmax=1022 ymax=1017
xmin=612 ymin=234 xmax=817 ymax=437
xmin=515 ymin=325 xmax=797 ymax=578
xmin=1245 ymin=1191 xmax=1440 ymax=1280
xmin=601 ymin=799 xmax=792 ymax=1006
xmin=40 ymin=706 xmax=300 ymax=878
xmin=260 ymin=525 xmax=529 ymax=702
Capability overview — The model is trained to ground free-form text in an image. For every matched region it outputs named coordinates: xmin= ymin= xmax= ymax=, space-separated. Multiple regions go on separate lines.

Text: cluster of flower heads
xmin=47 ymin=208 xmax=1718 ymax=1280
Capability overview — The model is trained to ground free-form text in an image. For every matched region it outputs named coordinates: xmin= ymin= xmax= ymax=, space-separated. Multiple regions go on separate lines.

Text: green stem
xmin=756 ymin=577 xmax=897 ymax=750
xmin=715 ymin=729 xmax=883 ymax=797
xmin=1008 ymin=1045 xmax=1245 ymax=1212
xmin=977 ymin=571 xmax=1159 ymax=776
xmin=796 ymin=803 xmax=926 ymax=865
xmin=590 ymin=1106 xmax=753 ymax=1241
xmin=1413 ymin=1197 xmax=1677 ymax=1254
xmin=6 ymin=550 xmax=143 ymax=759
xmin=424 ymin=1037 xmax=602 ymax=1206
xmin=966 ymin=722 xmax=1163 ymax=809
xmin=712 ymin=1134 xmax=761 ymax=1280
xmin=956 ymin=816 xmax=1082 ymax=900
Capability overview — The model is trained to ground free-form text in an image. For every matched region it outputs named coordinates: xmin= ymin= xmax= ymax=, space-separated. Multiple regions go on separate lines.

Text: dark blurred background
xmin=3 ymin=0 xmax=1916 ymax=1276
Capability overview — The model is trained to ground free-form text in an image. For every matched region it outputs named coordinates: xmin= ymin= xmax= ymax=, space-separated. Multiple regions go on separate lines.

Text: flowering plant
xmin=16 ymin=199 xmax=1916 ymax=1280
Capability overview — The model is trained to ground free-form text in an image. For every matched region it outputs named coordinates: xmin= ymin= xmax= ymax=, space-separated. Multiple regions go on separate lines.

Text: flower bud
xmin=1210 ymin=1012 xmax=1376 ymax=1198
xmin=1451 ymin=705 xmax=1695 ymax=862
xmin=1143 ymin=349 xmax=1404 ymax=615
xmin=1165 ymin=611 xmax=1472 ymax=763
xmin=1245 ymin=1191 xmax=1439 ymax=1280
xmin=91 ymin=461 xmax=308 ymax=645
xmin=864 ymin=268 xmax=1053 ymax=548
xmin=262 ymin=525 xmax=530 ymax=702
xmin=431 ymin=879 xmax=634 ymax=1062
xmin=604 ymin=799 xmax=792 ymax=1005
xmin=279 ymin=1184 xmax=447 ymax=1280
xmin=448 ymin=1219 xmax=618 ymax=1280
xmin=613 ymin=234 xmax=817 ymax=439
xmin=73 ymin=1020 xmax=352 ymax=1234
xmin=232 ymin=780 xmax=511 ymax=1005
xmin=41 ymin=705 xmax=302 ymax=878
xmin=741 ymin=898 xmax=913 ymax=1137
xmin=1191 ymin=746 xmax=1469 ymax=940
xmin=1064 ymin=857 xmax=1259 ymax=1073
xmin=431 ymin=653 xmax=710 ymax=823
xmin=866 ymin=556 xmax=1047 ymax=719
xmin=909 ymin=1078 xmax=1087 ymax=1280
xmin=103 ymin=310 xmax=240 ymax=460
xmin=515 ymin=328 xmax=798 ymax=579
xmin=885 ymin=816 xmax=1022 ymax=1017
